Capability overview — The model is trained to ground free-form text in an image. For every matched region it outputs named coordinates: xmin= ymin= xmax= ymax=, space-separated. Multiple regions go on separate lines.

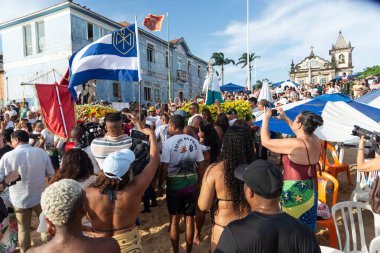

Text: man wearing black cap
xmin=215 ymin=159 xmax=321 ymax=253
xmin=226 ymin=108 xmax=238 ymax=126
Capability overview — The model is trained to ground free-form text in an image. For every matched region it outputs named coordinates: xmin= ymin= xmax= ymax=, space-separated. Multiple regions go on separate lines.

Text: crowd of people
xmin=221 ymin=74 xmax=379 ymax=107
xmin=0 ymin=75 xmax=378 ymax=253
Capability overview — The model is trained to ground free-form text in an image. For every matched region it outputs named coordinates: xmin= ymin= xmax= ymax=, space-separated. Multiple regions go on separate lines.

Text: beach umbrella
xmin=220 ymin=83 xmax=245 ymax=92
xmin=255 ymin=93 xmax=380 ymax=143
xmin=272 ymin=80 xmax=300 ymax=91
xmin=258 ymin=80 xmax=274 ymax=103
xmin=356 ymin=89 xmax=380 ymax=109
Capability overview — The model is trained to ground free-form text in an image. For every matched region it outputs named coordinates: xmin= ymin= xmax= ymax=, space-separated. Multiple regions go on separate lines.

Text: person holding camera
xmin=261 ymin=107 xmax=323 ymax=231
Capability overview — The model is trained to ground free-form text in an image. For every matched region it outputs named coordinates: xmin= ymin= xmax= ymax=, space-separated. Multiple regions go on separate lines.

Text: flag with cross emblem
xmin=68 ymin=23 xmax=140 ymax=101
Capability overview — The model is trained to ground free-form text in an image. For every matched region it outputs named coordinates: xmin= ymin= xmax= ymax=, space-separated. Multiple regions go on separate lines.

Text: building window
xmin=94 ymin=25 xmax=101 ymax=41
xmin=23 ymin=25 xmax=33 ymax=56
xmin=36 ymin=21 xmax=45 ymax=53
xmin=165 ymin=50 xmax=169 ymax=68
xmin=338 ymin=54 xmax=345 ymax=64
xmin=177 ymin=57 xmax=183 ymax=70
xmin=87 ymin=23 xmax=94 ymax=42
xmin=147 ymin=43 xmax=155 ymax=63
xmin=197 ymin=65 xmax=201 ymax=78
xmin=144 ymin=87 xmax=152 ymax=101
xmin=188 ymin=61 xmax=191 ymax=75
xmin=321 ymin=78 xmax=327 ymax=84
xmin=311 ymin=78 xmax=316 ymax=83
xmin=300 ymin=80 xmax=304 ymax=85
xmin=154 ymin=88 xmax=160 ymax=102
xmin=113 ymin=82 xmax=121 ymax=98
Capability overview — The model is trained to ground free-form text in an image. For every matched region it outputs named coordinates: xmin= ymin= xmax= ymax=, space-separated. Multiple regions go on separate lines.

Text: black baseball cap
xmin=226 ymin=108 xmax=237 ymax=115
xmin=234 ymin=159 xmax=283 ymax=199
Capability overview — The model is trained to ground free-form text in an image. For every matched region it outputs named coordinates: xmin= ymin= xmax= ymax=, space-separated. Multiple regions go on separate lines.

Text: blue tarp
xmin=255 ymin=93 xmax=380 ymax=141
xmin=220 ymin=83 xmax=245 ymax=92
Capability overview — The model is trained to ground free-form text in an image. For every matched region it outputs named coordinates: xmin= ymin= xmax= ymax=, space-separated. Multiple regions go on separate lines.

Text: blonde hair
xmin=41 ymin=179 xmax=84 ymax=225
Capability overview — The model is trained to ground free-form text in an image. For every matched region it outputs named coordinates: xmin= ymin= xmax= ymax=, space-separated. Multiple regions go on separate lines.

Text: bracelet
xmin=358 ymin=148 xmax=364 ymax=150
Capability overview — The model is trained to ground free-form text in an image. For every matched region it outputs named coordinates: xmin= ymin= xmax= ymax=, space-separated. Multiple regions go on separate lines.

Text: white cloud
xmin=213 ymin=0 xmax=380 ymax=85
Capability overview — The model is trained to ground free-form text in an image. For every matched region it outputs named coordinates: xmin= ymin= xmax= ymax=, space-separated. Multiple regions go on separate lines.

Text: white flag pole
xmin=135 ymin=16 xmax=142 ymax=117
xmin=247 ymin=0 xmax=251 ymax=91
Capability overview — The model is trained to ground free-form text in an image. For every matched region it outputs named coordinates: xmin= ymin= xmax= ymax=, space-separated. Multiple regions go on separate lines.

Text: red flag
xmin=142 ymin=14 xmax=165 ymax=32
xmin=59 ymin=68 xmax=70 ymax=86
xmin=35 ymin=79 xmax=75 ymax=138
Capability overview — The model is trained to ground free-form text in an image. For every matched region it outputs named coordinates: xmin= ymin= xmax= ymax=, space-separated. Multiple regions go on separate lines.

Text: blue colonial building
xmin=0 ymin=1 xmax=207 ymax=105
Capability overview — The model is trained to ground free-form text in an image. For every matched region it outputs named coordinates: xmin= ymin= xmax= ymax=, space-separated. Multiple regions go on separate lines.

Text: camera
xmin=271 ymin=109 xmax=278 ymax=117
xmin=29 ymin=134 xmax=41 ymax=139
xmin=77 ymin=122 xmax=105 ymax=146
xmin=352 ymin=125 xmax=380 ymax=143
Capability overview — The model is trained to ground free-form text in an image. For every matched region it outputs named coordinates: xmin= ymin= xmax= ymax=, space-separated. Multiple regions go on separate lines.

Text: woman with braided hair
xmin=198 ymin=125 xmax=255 ymax=252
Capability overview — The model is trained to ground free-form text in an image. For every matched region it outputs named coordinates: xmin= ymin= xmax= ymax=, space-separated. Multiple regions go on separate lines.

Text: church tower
xmin=329 ymin=31 xmax=354 ymax=75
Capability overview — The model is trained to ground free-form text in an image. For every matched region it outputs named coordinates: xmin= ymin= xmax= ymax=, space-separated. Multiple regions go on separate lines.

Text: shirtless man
xmin=85 ymin=128 xmax=159 ymax=252
xmin=27 ymin=179 xmax=120 ymax=253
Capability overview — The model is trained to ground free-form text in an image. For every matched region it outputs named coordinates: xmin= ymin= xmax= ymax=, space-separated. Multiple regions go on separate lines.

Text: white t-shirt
xmin=155 ymin=124 xmax=169 ymax=147
xmin=28 ymin=118 xmax=37 ymax=124
xmin=5 ymin=121 xmax=14 ymax=129
xmin=161 ymin=134 xmax=204 ymax=176
xmin=83 ymin=146 xmax=101 ymax=174
xmin=146 ymin=115 xmax=160 ymax=124
xmin=41 ymin=129 xmax=55 ymax=148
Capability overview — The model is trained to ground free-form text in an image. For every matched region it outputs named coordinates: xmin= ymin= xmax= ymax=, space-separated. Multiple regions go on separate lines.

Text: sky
xmin=0 ymin=0 xmax=380 ymax=85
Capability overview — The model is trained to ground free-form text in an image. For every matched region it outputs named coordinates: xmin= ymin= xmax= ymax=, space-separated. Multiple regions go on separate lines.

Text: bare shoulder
xmin=26 ymin=245 xmax=49 ymax=253
xmin=90 ymin=237 xmax=120 ymax=253
xmin=205 ymin=161 xmax=223 ymax=179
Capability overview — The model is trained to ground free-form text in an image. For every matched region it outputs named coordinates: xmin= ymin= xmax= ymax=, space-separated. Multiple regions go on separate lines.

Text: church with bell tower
xmin=289 ymin=31 xmax=354 ymax=85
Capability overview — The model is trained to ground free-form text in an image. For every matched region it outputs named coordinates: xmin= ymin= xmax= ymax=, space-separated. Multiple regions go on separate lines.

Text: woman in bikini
xmin=261 ymin=107 xmax=323 ymax=231
xmin=198 ymin=125 xmax=255 ymax=252
xmin=85 ymin=128 xmax=159 ymax=253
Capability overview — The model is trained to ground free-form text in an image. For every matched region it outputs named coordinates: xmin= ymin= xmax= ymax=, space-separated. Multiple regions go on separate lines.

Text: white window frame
xmin=23 ymin=25 xmax=33 ymax=56
xmin=36 ymin=21 xmax=45 ymax=53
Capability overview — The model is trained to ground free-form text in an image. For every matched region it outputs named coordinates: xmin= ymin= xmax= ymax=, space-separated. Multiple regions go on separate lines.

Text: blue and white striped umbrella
xmin=271 ymin=80 xmax=300 ymax=90
xmin=255 ymin=93 xmax=380 ymax=142
xmin=356 ymin=89 xmax=380 ymax=109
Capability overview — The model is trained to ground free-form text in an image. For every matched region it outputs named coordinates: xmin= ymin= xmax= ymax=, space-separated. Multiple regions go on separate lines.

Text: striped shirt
xmin=90 ymin=134 xmax=133 ymax=171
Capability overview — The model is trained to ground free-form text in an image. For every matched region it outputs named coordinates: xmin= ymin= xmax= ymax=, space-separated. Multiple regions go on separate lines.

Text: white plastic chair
xmin=332 ymin=201 xmax=380 ymax=253
xmin=350 ymin=171 xmax=370 ymax=203
xmin=370 ymin=236 xmax=380 ymax=253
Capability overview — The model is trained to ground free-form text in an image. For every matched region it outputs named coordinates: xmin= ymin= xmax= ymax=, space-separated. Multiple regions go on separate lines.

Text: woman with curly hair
xmin=198 ymin=125 xmax=255 ymax=252
xmin=199 ymin=121 xmax=221 ymax=166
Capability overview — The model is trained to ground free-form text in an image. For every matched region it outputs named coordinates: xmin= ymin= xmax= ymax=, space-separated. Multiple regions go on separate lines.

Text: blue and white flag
xmin=69 ymin=23 xmax=140 ymax=101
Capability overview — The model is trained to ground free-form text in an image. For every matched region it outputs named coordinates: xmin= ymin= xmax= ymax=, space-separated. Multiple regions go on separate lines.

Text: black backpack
xmin=129 ymin=138 xmax=150 ymax=176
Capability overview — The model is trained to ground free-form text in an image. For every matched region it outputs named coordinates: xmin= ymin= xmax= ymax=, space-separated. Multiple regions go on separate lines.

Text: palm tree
xmin=210 ymin=52 xmax=235 ymax=85
xmin=236 ymin=53 xmax=260 ymax=87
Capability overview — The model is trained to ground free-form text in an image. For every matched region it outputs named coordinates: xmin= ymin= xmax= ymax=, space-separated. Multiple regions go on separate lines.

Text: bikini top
xmin=282 ymin=139 xmax=321 ymax=182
